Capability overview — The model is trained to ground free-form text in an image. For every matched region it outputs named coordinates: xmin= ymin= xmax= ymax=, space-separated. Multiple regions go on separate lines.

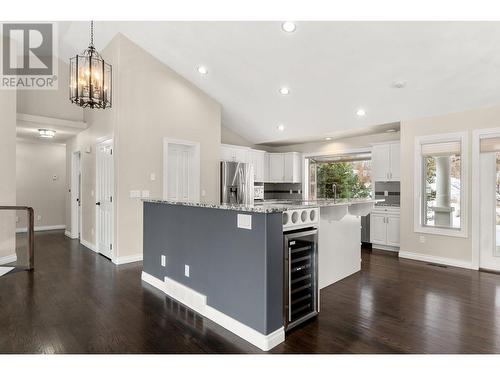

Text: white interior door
xmin=71 ymin=151 xmax=82 ymax=239
xmin=479 ymin=152 xmax=500 ymax=271
xmin=96 ymin=140 xmax=114 ymax=259
xmin=166 ymin=144 xmax=194 ymax=202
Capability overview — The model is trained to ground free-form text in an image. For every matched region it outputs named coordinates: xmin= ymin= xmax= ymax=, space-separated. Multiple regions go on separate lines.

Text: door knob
xmin=96 ymin=202 xmax=101 ymax=206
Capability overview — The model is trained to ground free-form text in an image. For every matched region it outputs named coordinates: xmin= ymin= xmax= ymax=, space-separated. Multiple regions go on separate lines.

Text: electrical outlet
xmin=37 ymin=215 xmax=42 ymax=221
xmin=184 ymin=265 xmax=190 ymax=278
xmin=384 ymin=190 xmax=389 ymax=197
xmin=15 ymin=216 xmax=19 ymax=223
xmin=161 ymin=255 xmax=166 ymax=267
xmin=419 ymin=235 xmax=426 ymax=244
xmin=201 ymin=190 xmax=206 ymax=197
xmin=150 ymin=173 xmax=156 ymax=181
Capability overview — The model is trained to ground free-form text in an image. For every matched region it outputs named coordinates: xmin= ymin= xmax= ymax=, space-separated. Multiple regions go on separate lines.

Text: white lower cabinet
xmin=386 ymin=216 xmax=400 ymax=247
xmin=370 ymin=214 xmax=387 ymax=244
xmin=370 ymin=208 xmax=400 ymax=250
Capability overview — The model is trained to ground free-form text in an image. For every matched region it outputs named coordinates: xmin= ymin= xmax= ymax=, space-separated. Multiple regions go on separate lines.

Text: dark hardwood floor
xmin=1 ymin=230 xmax=500 ymax=353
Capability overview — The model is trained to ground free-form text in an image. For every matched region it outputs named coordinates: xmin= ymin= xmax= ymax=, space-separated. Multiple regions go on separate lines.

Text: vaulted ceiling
xmin=56 ymin=21 xmax=500 ymax=145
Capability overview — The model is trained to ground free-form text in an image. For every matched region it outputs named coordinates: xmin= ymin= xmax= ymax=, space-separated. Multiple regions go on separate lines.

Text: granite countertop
xmin=142 ymin=198 xmax=384 ymax=213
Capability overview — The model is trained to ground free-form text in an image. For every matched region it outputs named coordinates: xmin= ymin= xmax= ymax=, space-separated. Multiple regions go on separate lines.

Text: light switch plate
xmin=150 ymin=173 xmax=156 ymax=181
xmin=161 ymin=255 xmax=166 ymax=267
xmin=384 ymin=191 xmax=389 ymax=196
xmin=184 ymin=265 xmax=190 ymax=277
xmin=237 ymin=214 xmax=252 ymax=230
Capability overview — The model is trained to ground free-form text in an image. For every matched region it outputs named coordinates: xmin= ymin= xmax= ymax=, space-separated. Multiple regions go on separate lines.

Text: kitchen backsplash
xmin=263 ymin=183 xmax=302 ymax=200
xmin=374 ymin=181 xmax=400 ymax=206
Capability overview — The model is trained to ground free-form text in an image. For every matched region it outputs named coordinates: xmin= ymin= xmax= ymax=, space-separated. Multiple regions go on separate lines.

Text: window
xmin=308 ymin=153 xmax=372 ymax=200
xmin=415 ymin=133 xmax=468 ymax=237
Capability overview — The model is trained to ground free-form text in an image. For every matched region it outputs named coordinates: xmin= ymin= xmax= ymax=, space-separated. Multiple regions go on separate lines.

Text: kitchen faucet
xmin=332 ymin=183 xmax=337 ymax=203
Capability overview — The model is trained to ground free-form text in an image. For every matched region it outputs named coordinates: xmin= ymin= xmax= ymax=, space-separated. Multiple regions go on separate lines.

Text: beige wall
xmin=221 ymin=126 xmax=255 ymax=147
xmin=115 ymin=35 xmax=221 ymax=258
xmin=67 ymin=34 xmax=221 ymax=261
xmin=0 ymin=89 xmax=17 ymax=261
xmin=400 ymin=104 xmax=500 ymax=265
xmin=17 ymin=59 xmax=84 ymax=122
xmin=16 ymin=140 xmax=66 ymax=229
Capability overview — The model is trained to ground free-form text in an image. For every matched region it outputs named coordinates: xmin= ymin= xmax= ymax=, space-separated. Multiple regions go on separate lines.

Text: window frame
xmin=414 ymin=132 xmax=468 ymax=238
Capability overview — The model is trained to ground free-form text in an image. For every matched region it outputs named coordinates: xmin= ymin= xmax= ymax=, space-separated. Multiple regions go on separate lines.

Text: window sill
xmin=414 ymin=225 xmax=468 ymax=238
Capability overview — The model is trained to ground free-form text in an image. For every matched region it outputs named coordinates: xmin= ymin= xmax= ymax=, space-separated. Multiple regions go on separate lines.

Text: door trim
xmin=70 ymin=151 xmax=81 ymax=240
xmin=95 ymin=138 xmax=114 ymax=261
xmin=163 ymin=138 xmax=201 ymax=201
xmin=472 ymin=128 xmax=500 ymax=270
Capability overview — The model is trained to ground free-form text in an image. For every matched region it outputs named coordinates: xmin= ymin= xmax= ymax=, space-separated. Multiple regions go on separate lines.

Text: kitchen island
xmin=141 ymin=198 xmax=380 ymax=351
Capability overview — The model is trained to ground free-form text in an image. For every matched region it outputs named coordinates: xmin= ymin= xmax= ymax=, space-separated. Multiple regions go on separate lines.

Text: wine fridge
xmin=284 ymin=227 xmax=319 ymax=330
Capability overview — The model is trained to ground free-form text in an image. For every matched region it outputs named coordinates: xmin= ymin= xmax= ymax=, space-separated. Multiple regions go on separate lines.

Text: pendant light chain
xmin=90 ymin=21 xmax=94 ymax=47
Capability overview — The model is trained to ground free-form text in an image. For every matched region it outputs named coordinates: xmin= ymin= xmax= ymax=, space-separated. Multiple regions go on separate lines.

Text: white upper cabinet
xmin=221 ymin=144 xmax=301 ymax=183
xmin=220 ymin=144 xmax=249 ymax=163
xmin=269 ymin=152 xmax=302 ymax=183
xmin=389 ymin=143 xmax=401 ymax=181
xmin=269 ymin=153 xmax=285 ymax=182
xmin=284 ymin=152 xmax=302 ymax=183
xmin=371 ymin=142 xmax=400 ymax=181
xmin=249 ymin=149 xmax=266 ymax=182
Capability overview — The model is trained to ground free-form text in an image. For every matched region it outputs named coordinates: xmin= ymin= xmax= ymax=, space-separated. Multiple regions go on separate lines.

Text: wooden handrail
xmin=0 ymin=206 xmax=34 ymax=270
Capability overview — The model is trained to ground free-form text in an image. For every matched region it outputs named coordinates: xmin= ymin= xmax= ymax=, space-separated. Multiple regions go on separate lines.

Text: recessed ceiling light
xmin=281 ymin=21 xmax=296 ymax=33
xmin=386 ymin=129 xmax=397 ymax=133
xmin=279 ymin=87 xmax=290 ymax=95
xmin=391 ymin=80 xmax=406 ymax=89
xmin=197 ymin=65 xmax=208 ymax=75
xmin=325 ymin=137 xmax=332 ymax=141
xmin=38 ymin=129 xmax=56 ymax=138
xmin=277 ymin=124 xmax=285 ymax=132
xmin=356 ymin=109 xmax=366 ymax=117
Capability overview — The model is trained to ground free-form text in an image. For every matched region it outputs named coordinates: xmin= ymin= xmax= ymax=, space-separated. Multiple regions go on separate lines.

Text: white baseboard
xmin=113 ymin=254 xmax=143 ymax=265
xmin=399 ymin=251 xmax=475 ymax=270
xmin=16 ymin=224 xmax=66 ymax=233
xmin=64 ymin=230 xmax=72 ymax=238
xmin=372 ymin=244 xmax=400 ymax=252
xmin=141 ymin=271 xmax=285 ymax=351
xmin=0 ymin=253 xmax=17 ymax=265
xmin=80 ymin=239 xmax=97 ymax=253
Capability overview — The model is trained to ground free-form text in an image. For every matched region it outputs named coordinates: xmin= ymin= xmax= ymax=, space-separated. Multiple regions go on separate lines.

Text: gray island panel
xmin=143 ymin=202 xmax=284 ymax=335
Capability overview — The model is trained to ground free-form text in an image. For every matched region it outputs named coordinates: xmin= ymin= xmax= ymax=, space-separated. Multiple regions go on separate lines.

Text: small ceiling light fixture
xmin=38 ymin=129 xmax=56 ymax=139
xmin=281 ymin=21 xmax=296 ymax=33
xmin=197 ymin=65 xmax=208 ymax=75
xmin=325 ymin=137 xmax=332 ymax=141
xmin=277 ymin=124 xmax=285 ymax=132
xmin=69 ymin=21 xmax=112 ymax=109
xmin=386 ymin=128 xmax=397 ymax=133
xmin=391 ymin=80 xmax=406 ymax=89
xmin=279 ymin=87 xmax=290 ymax=95
xmin=356 ymin=108 xmax=366 ymax=117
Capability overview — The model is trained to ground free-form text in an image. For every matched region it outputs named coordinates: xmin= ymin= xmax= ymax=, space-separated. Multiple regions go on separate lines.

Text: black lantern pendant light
xmin=69 ymin=21 xmax=112 ymax=109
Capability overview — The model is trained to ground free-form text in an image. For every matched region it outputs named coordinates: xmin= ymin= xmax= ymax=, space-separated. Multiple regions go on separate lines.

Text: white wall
xmin=0 ymin=88 xmax=17 ymax=262
xmin=16 ymin=140 xmax=66 ymax=230
xmin=400 ymin=104 xmax=500 ymax=266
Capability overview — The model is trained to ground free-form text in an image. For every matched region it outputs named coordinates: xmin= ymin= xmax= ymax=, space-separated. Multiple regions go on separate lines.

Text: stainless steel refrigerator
xmin=220 ymin=161 xmax=254 ymax=205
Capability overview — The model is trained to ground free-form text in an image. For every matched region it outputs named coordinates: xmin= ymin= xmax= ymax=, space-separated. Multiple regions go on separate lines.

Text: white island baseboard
xmin=141 ymin=271 xmax=285 ymax=351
